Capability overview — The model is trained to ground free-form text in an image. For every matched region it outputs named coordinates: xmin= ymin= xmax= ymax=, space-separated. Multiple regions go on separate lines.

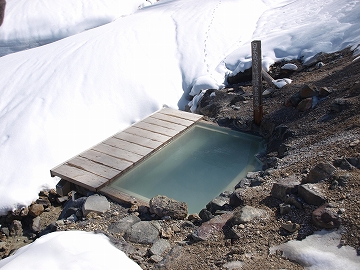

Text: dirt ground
xmin=0 ymin=47 xmax=359 ymax=269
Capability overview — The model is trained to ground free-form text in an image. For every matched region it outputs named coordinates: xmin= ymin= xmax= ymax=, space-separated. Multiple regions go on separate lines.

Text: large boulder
xmin=303 ymin=162 xmax=336 ymax=184
xmin=270 ymin=175 xmax=300 ymax=201
xmin=298 ymin=184 xmax=326 ymax=206
xmin=125 ymin=221 xmax=159 ymax=244
xmin=149 ymin=195 xmax=188 ymax=220
xmin=82 ymin=194 xmax=110 ymax=217
xmin=312 ymin=204 xmax=341 ymax=229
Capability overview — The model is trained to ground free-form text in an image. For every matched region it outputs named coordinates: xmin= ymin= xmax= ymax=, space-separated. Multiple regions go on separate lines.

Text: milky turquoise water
xmin=110 ymin=122 xmax=264 ymax=214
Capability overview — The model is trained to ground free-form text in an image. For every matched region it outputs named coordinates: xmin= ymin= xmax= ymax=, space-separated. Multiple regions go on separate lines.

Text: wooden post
xmin=251 ymin=40 xmax=263 ymax=126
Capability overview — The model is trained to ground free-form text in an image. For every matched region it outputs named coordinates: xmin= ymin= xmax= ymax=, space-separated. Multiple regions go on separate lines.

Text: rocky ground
xmin=0 ymin=47 xmax=359 ymax=269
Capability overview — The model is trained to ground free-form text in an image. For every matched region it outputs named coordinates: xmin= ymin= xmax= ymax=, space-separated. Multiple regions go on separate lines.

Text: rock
xmin=267 ymin=125 xmax=293 ymax=154
xmin=347 ymin=157 xmax=360 ymax=168
xmin=150 ymin=239 xmax=171 ymax=256
xmin=59 ymin=197 xmax=86 ymax=220
xmin=286 ymin=92 xmax=301 ymax=107
xmin=315 ymin=62 xmax=325 ymax=68
xmin=300 ymin=85 xmax=317 ymax=98
xmin=333 ymin=158 xmax=354 ymax=170
xmin=32 ymin=216 xmax=41 ymax=233
xmin=56 ymin=196 xmax=69 ymax=204
xmin=284 ymin=194 xmax=303 ymax=209
xmin=304 ymin=162 xmax=336 ymax=183
xmin=160 ymin=227 xmax=174 ymax=239
xmin=206 ymin=196 xmax=229 ymax=214
xmin=312 ymin=204 xmax=341 ymax=229
xmin=156 ymin=246 xmax=183 ymax=269
xmin=349 ymin=139 xmax=360 ymax=148
xmin=28 ymin=203 xmax=44 ymax=217
xmin=188 ymin=213 xmax=201 ymax=223
xmin=0 ymin=242 xmax=6 ymax=251
xmin=279 ymin=203 xmax=291 ymax=215
xmin=228 ymin=206 xmax=267 ymax=225
xmin=82 ymin=194 xmax=110 ymax=217
xmin=36 ymin=196 xmax=51 ymax=208
xmin=150 ymin=254 xmax=163 ymax=263
xmin=281 ymin=63 xmax=298 ymax=71
xmin=229 ymin=189 xmax=244 ymax=208
xmin=192 ymin=212 xmax=233 ymax=241
xmin=319 ymin=87 xmax=332 ymax=97
xmin=125 ymin=221 xmax=159 ymax=244
xmin=330 ymin=98 xmax=350 ymax=113
xmin=270 ymin=175 xmax=300 ymax=200
xmin=281 ymin=221 xmax=300 ymax=233
xmin=108 ymin=214 xmax=141 ymax=235
xmin=296 ymin=97 xmax=313 ymax=111
xmin=223 ymin=261 xmax=245 ymax=269
xmin=107 ymin=236 xmax=136 ymax=256
xmin=298 ymin=184 xmax=326 ymax=206
xmin=260 ymin=119 xmax=275 ymax=139
xmin=149 ymin=195 xmax=188 ymax=220
xmin=1 ymin=227 xmax=9 ymax=237
xmin=199 ymin=209 xmax=214 ymax=222
xmin=9 ymin=220 xmax=23 ymax=237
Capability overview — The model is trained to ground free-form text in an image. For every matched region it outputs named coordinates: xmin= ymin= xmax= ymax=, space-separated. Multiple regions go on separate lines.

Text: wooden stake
xmin=251 ymin=40 xmax=263 ymax=125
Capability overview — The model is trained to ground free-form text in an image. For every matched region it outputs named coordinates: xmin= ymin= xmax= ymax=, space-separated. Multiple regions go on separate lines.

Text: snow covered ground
xmin=0 ymin=0 xmax=360 ymax=268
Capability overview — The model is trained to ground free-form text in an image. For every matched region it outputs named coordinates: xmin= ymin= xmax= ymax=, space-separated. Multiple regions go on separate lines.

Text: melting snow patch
xmin=270 ymin=230 xmax=360 ymax=269
xmin=273 ymin=78 xmax=292 ymax=88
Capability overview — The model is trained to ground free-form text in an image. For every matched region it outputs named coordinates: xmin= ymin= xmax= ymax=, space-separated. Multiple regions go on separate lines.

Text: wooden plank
xmin=124 ymin=126 xmax=171 ymax=143
xmin=100 ymin=186 xmax=149 ymax=207
xmin=113 ymin=132 xmax=162 ymax=149
xmin=144 ymin=117 xmax=187 ymax=132
xmin=93 ymin=143 xmax=143 ymax=163
xmin=151 ymin=113 xmax=194 ymax=126
xmin=133 ymin=121 xmax=180 ymax=137
xmin=67 ymin=156 xmax=121 ymax=180
xmin=103 ymin=137 xmax=153 ymax=156
xmin=80 ymin=150 xmax=133 ymax=171
xmin=51 ymin=164 xmax=108 ymax=191
xmin=159 ymin=107 xmax=203 ymax=122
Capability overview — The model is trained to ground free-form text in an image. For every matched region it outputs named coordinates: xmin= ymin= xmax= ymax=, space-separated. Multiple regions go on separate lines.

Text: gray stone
xmin=32 ymin=216 xmax=41 ymax=233
xmin=150 ymin=239 xmax=171 ymax=256
xmin=1 ymin=227 xmax=9 ymax=237
xmin=312 ymin=204 xmax=341 ymax=229
xmin=304 ymin=162 xmax=336 ymax=183
xmin=234 ymin=178 xmax=251 ymax=189
xmin=206 ymin=196 xmax=229 ymax=214
xmin=333 ymin=158 xmax=354 ymax=171
xmin=59 ymin=197 xmax=86 ymax=219
xmin=82 ymin=194 xmax=110 ymax=217
xmin=106 ymin=235 xmax=136 ymax=256
xmin=156 ymin=246 xmax=183 ymax=269
xmin=125 ymin=221 xmax=159 ymax=244
xmin=228 ymin=206 xmax=267 ymax=225
xmin=279 ymin=203 xmax=291 ymax=215
xmin=298 ymin=184 xmax=326 ymax=206
xmin=149 ymin=195 xmax=187 ymax=220
xmin=199 ymin=209 xmax=214 ymax=222
xmin=150 ymin=254 xmax=163 ymax=263
xmin=281 ymin=222 xmax=300 ymax=233
xmin=229 ymin=189 xmax=244 ymax=208
xmin=108 ymin=214 xmax=141 ymax=234
xmin=270 ymin=175 xmax=300 ymax=200
xmin=9 ymin=220 xmax=23 ymax=237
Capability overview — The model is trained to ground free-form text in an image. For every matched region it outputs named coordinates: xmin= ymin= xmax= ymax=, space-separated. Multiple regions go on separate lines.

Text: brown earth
xmin=0 ymin=47 xmax=359 ymax=269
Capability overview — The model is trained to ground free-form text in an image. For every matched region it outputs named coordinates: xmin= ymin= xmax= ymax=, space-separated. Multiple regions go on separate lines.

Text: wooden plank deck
xmin=50 ymin=108 xmax=203 ymax=192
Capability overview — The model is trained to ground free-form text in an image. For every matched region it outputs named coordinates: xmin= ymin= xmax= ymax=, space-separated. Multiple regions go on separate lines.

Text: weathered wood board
xmin=50 ymin=108 xmax=203 ymax=191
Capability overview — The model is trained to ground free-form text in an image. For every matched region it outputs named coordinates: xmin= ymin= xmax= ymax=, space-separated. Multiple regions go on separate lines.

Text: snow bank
xmin=270 ymin=230 xmax=360 ymax=269
xmin=0 ymin=231 xmax=141 ymax=270
xmin=0 ymin=0 xmax=148 ymax=56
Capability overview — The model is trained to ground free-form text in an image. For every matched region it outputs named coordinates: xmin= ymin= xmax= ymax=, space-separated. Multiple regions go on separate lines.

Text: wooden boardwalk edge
xmin=50 ymin=108 xmax=203 ymax=192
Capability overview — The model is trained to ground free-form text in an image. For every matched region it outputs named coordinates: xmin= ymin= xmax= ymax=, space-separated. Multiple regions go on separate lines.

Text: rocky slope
xmin=0 ymin=47 xmax=359 ymax=269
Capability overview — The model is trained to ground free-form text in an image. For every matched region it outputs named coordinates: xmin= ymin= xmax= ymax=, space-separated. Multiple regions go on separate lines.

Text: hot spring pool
xmin=109 ymin=122 xmax=264 ymax=214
